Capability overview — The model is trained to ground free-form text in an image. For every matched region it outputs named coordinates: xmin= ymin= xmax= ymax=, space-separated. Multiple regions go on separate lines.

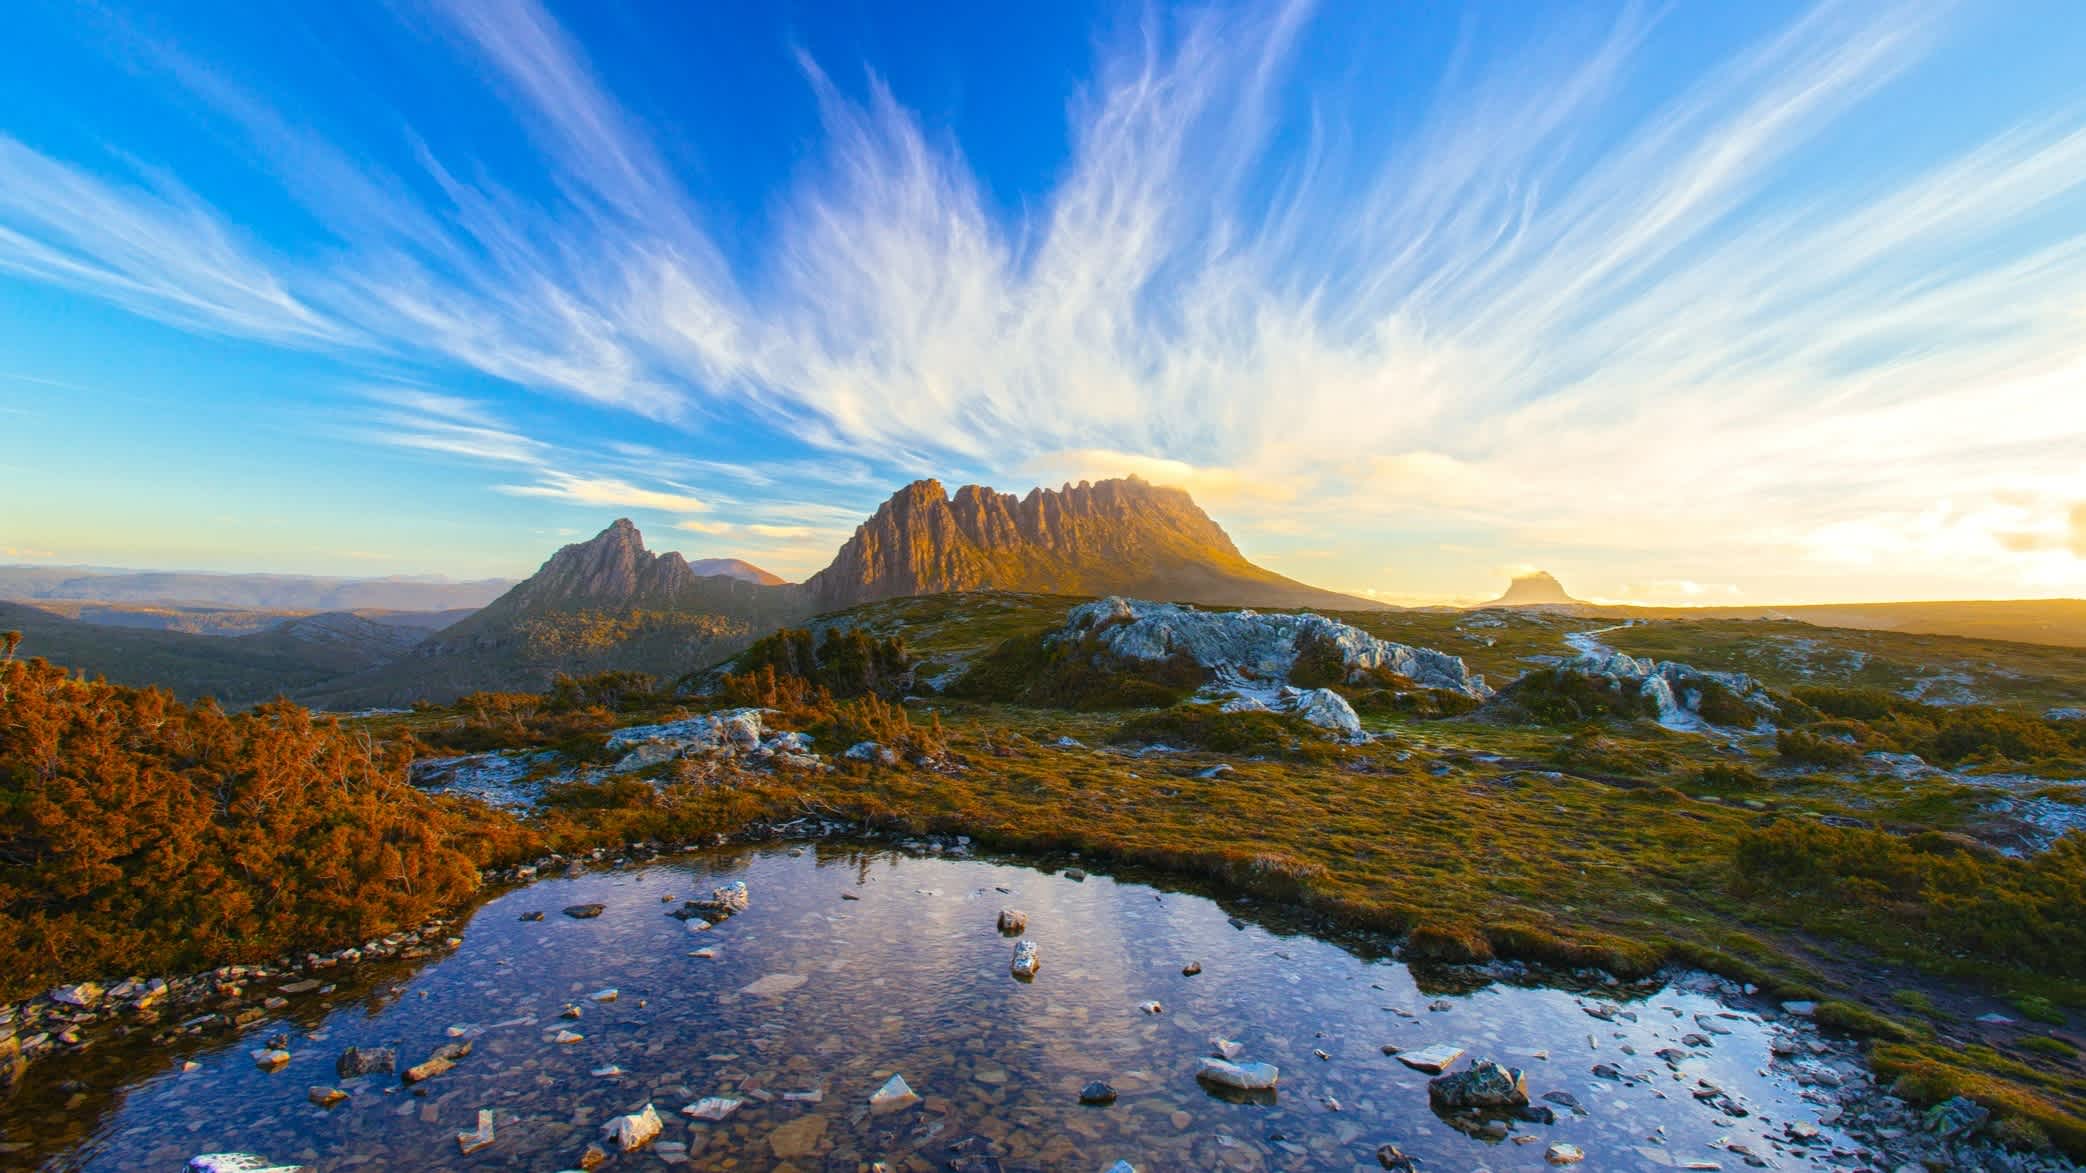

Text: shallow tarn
xmin=12 ymin=845 xmax=1866 ymax=1170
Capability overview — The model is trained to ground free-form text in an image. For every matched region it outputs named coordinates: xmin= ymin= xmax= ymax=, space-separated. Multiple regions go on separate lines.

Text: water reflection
xmin=5 ymin=845 xmax=1856 ymax=1170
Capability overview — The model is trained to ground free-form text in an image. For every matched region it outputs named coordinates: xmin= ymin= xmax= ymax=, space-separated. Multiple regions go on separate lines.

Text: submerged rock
xmin=1079 ymin=1080 xmax=1118 ymax=1105
xmin=601 ymin=1103 xmax=662 ymax=1152
xmin=337 ymin=1046 xmax=395 ymax=1078
xmin=306 ymin=1086 xmax=346 ymax=1108
xmin=187 ymin=1157 xmax=309 ymax=1173
xmin=1196 ymin=1057 xmax=1279 ymax=1090
xmin=694 ymin=882 xmax=751 ymax=917
xmin=456 ymin=1109 xmax=495 ymax=1155
xmin=562 ymin=903 xmax=606 ymax=920
xmin=869 ymin=1073 xmax=920 ymax=1113
xmin=1545 ymin=1142 xmax=1585 ymax=1165
xmin=682 ymin=1096 xmax=743 ymax=1121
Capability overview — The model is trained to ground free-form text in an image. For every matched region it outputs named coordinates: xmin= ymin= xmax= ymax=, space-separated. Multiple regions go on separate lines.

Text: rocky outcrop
xmin=1057 ymin=597 xmax=1490 ymax=699
xmin=804 ymin=477 xmax=1377 ymax=612
xmin=1565 ymin=648 xmax=1775 ymax=728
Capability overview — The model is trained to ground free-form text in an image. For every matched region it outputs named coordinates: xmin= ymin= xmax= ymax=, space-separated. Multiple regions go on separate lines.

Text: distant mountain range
xmin=10 ymin=476 xmax=2084 ymax=707
xmin=0 ymin=565 xmax=514 ymax=611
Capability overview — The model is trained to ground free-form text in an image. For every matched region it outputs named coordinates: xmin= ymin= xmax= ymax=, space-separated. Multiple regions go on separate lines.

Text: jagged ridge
xmin=804 ymin=476 xmax=1376 ymax=612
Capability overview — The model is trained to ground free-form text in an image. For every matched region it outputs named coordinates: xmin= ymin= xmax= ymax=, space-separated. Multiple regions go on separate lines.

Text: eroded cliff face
xmin=804 ymin=476 xmax=1370 ymax=612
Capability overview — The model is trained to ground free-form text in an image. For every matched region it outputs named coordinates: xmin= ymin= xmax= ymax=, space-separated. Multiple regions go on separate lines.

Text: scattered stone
xmin=1196 ymin=1057 xmax=1279 ymax=1090
xmin=1211 ymin=1038 xmax=1245 ymax=1060
xmin=1010 ymin=939 xmax=1041 ymax=980
xmin=1139 ymin=1000 xmax=1163 ymax=1014
xmin=1925 ymin=1095 xmax=1990 ymax=1137
xmin=591 ymin=1065 xmax=624 ymax=1078
xmin=336 ymin=1046 xmax=395 ymax=1078
xmin=1428 ymin=1060 xmax=1529 ymax=1111
xmin=997 ymin=908 xmax=1028 ymax=933
xmin=601 ymin=1103 xmax=663 ymax=1152
xmin=187 ymin=1157 xmax=309 ymax=1173
xmin=869 ymin=1073 xmax=920 ymax=1113
xmin=402 ymin=1056 xmax=454 ymax=1083
xmin=1181 ymin=961 xmax=1202 ymax=976
xmin=562 ymin=904 xmax=605 ymax=920
xmin=589 ymin=988 xmax=618 ymax=1002
xmin=682 ymin=1096 xmax=743 ymax=1121
xmin=1546 ymin=1142 xmax=1585 ymax=1165
xmin=1064 ymin=867 xmax=1087 ymax=881
xmin=767 ymin=1114 xmax=827 ymax=1159
xmin=1541 ymin=1090 xmax=1585 ymax=1114
xmin=1377 ymin=1143 xmax=1420 ymax=1171
xmin=251 ymin=1049 xmax=291 ymax=1072
xmin=50 ymin=983 xmax=104 ymax=1008
xmin=306 ymin=1086 xmax=346 ymax=1108
xmin=1079 ymin=1080 xmax=1118 ymax=1105
xmin=457 ymin=1109 xmax=495 ymax=1155
xmin=551 ymin=1030 xmax=583 ymax=1046
xmin=1395 ymin=1043 xmax=1465 ymax=1073
xmin=1781 ymin=1000 xmax=1817 ymax=1017
xmin=694 ymin=882 xmax=750 ymax=917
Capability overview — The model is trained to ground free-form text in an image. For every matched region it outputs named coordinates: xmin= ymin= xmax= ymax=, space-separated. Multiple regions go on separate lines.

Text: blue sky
xmin=2 ymin=0 xmax=2084 ymax=603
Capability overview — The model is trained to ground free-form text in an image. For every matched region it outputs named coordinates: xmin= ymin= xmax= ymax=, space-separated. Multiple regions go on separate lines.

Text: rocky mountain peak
xmin=802 ymin=475 xmax=1371 ymax=612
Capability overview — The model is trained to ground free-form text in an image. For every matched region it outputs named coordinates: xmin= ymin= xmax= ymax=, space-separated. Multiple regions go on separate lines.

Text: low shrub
xmin=948 ymin=631 xmax=1203 ymax=709
xmin=1111 ymin=705 xmax=1335 ymax=760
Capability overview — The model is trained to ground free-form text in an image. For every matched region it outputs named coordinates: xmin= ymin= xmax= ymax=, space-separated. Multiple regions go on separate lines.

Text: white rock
xmin=49 ymin=983 xmax=103 ymax=1008
xmin=1395 ymin=1043 xmax=1465 ymax=1073
xmin=1010 ymin=939 xmax=1041 ymax=979
xmin=1210 ymin=1038 xmax=1245 ymax=1060
xmin=1546 ymin=1142 xmax=1585 ymax=1165
xmin=1293 ymin=688 xmax=1362 ymax=735
xmin=601 ymin=1103 xmax=662 ymax=1151
xmin=869 ymin=1073 xmax=920 ymax=1113
xmin=1195 ymin=1057 xmax=1279 ymax=1090
xmin=1057 ymin=597 xmax=1491 ymax=698
xmin=682 ymin=1096 xmax=743 ymax=1121
xmin=187 ymin=1157 xmax=308 ymax=1173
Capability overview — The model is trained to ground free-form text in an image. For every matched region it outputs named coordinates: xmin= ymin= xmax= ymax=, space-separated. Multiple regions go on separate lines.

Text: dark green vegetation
xmin=5 ymin=592 xmax=2086 ymax=1154
xmin=728 ymin=626 xmax=915 ymax=698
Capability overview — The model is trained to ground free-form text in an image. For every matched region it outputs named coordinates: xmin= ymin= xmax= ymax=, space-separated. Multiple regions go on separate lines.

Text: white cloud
xmin=495 ymin=472 xmax=711 ymax=515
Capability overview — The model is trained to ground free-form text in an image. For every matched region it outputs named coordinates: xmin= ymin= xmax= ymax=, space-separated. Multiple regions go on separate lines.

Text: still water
xmin=10 ymin=844 xmax=1856 ymax=1170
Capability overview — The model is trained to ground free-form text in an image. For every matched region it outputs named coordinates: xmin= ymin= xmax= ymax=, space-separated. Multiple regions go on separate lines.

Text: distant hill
xmin=1593 ymin=598 xmax=2086 ymax=650
xmin=804 ymin=476 xmax=1380 ymax=613
xmin=0 ymin=564 xmax=512 ymax=611
xmin=0 ymin=601 xmax=433 ymax=704
xmin=1484 ymin=571 xmax=1579 ymax=607
xmin=687 ymin=557 xmax=787 ymax=586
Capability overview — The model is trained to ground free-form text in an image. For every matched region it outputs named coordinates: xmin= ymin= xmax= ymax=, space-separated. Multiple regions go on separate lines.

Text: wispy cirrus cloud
xmin=1 ymin=0 xmax=2083 ymax=599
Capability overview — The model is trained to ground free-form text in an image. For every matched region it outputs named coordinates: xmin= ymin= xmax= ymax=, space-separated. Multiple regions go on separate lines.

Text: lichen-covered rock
xmin=1293 ymin=688 xmax=1362 ymax=734
xmin=1427 ymin=1059 xmax=1528 ymax=1110
xmin=1058 ymin=597 xmax=1490 ymax=698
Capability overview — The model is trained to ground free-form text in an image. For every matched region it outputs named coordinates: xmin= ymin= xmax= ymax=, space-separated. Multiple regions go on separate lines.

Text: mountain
xmin=1485 ymin=571 xmax=1580 ymax=607
xmin=299 ymin=521 xmax=811 ymax=707
xmin=687 ymin=557 xmax=787 ymax=586
xmin=804 ymin=477 xmax=1380 ymax=612
xmin=0 ymin=564 xmax=512 ymax=611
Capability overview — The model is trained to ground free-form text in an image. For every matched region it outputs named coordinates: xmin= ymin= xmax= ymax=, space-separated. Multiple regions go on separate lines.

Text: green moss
xmin=1813 ymin=1000 xmax=1925 ymax=1042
